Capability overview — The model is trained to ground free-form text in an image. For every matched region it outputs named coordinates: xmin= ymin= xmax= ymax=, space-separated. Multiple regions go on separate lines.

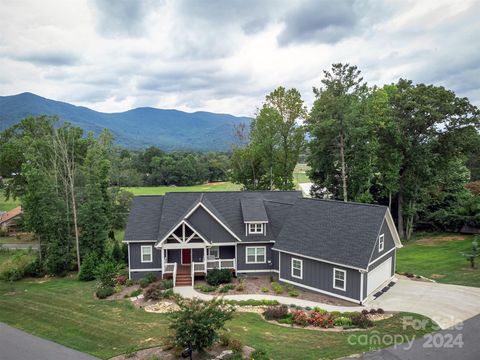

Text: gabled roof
xmin=241 ymin=198 xmax=268 ymax=222
xmin=273 ymin=198 xmax=388 ymax=270
xmin=0 ymin=206 xmax=23 ymax=224
xmin=124 ymin=196 xmax=163 ymax=240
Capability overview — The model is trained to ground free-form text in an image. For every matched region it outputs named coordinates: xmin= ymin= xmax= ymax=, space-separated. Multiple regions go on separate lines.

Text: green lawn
xmin=0 ymin=193 xmax=19 ymax=211
xmin=0 ymin=235 xmax=38 ymax=245
xmin=396 ymin=233 xmax=480 ymax=287
xmin=0 ymin=272 xmax=436 ymax=359
xmin=123 ymin=182 xmax=241 ymax=195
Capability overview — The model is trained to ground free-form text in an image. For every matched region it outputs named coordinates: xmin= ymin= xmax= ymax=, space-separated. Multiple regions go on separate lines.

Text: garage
xmin=367 ymin=257 xmax=392 ymax=295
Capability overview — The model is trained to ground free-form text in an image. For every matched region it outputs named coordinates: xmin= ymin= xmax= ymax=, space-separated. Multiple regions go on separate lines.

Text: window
xmin=378 ymin=234 xmax=385 ymax=252
xmin=333 ymin=268 xmax=346 ymax=291
xmin=248 ymin=223 xmax=264 ymax=234
xmin=291 ymin=258 xmax=303 ymax=279
xmin=141 ymin=246 xmax=153 ymax=263
xmin=208 ymin=246 xmax=219 ymax=259
xmin=246 ymin=246 xmax=266 ymax=263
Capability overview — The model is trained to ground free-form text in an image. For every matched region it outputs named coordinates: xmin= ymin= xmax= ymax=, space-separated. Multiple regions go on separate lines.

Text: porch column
xmin=203 ymin=246 xmax=207 ymax=274
xmin=161 ymin=247 xmax=164 ymax=279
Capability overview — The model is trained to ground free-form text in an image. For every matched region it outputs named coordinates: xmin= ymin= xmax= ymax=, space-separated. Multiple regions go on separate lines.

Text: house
xmin=123 ymin=191 xmax=402 ymax=304
xmin=0 ymin=206 xmax=24 ymax=236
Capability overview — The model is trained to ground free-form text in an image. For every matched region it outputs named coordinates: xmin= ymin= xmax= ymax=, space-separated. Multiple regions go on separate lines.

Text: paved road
xmin=0 ymin=243 xmax=39 ymax=250
xmin=344 ymin=314 xmax=480 ymax=360
xmin=0 ymin=323 xmax=98 ymax=360
xmin=368 ymin=277 xmax=480 ymax=329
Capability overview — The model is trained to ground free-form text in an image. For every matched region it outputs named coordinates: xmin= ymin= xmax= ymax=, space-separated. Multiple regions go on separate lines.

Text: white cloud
xmin=0 ymin=0 xmax=478 ymax=116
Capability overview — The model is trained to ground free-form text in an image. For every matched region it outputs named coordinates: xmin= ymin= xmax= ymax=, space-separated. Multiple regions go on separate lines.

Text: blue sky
xmin=0 ymin=0 xmax=479 ymax=116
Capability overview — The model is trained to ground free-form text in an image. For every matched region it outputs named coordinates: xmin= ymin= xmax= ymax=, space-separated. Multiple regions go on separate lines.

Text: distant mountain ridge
xmin=0 ymin=92 xmax=250 ymax=151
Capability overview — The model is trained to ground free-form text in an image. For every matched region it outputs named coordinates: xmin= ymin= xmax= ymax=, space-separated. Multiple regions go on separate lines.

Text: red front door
xmin=182 ymin=249 xmax=191 ymax=264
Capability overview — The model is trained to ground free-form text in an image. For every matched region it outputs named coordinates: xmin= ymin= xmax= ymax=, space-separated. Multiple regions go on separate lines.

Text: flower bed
xmin=263 ymin=305 xmax=388 ymax=330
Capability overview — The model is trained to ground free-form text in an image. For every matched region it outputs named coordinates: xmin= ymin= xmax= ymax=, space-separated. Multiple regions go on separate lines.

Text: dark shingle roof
xmin=124 ymin=196 xmax=164 ymax=240
xmin=273 ymin=198 xmax=387 ymax=269
xmin=241 ymin=198 xmax=268 ymax=222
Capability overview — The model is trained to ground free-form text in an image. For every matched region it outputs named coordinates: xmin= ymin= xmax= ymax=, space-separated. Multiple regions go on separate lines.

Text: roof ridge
xmin=263 ymin=199 xmax=296 ymax=205
xmin=299 ymin=197 xmax=387 ymax=209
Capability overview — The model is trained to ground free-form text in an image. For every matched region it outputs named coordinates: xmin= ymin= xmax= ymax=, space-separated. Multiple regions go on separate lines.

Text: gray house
xmin=123 ymin=191 xmax=402 ymax=304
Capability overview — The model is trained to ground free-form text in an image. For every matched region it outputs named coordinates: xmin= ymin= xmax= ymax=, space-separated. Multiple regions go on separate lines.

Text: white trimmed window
xmin=208 ymin=246 xmax=219 ymax=259
xmin=248 ymin=223 xmax=264 ymax=234
xmin=291 ymin=258 xmax=303 ymax=279
xmin=378 ymin=234 xmax=385 ymax=252
xmin=141 ymin=245 xmax=153 ymax=263
xmin=333 ymin=268 xmax=346 ymax=291
xmin=246 ymin=246 xmax=266 ymax=264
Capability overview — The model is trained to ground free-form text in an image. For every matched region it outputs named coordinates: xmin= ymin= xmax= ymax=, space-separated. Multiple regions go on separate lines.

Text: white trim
xmin=359 ymin=270 xmax=364 ymax=303
xmin=248 ymin=223 xmax=264 ymax=234
xmin=274 ymin=249 xmax=365 ymax=271
xmin=237 ymin=269 xmax=279 ymax=273
xmin=183 ymin=202 xmax=242 ymax=242
xmin=385 ymin=208 xmax=402 ymax=248
xmin=162 ymin=243 xmax=206 ymax=250
xmin=238 ymin=241 xmax=275 ymax=244
xmin=368 ymin=247 xmax=396 ymax=268
xmin=291 ymin=258 xmax=303 ymax=279
xmin=333 ymin=268 xmax=347 ymax=291
xmin=130 ymin=268 xmax=163 ymax=272
xmin=128 ymin=243 xmax=131 ymax=280
xmin=141 ymin=245 xmax=153 ymax=263
xmin=245 ymin=246 xmax=266 ymax=264
xmin=378 ymin=234 xmax=385 ymax=252
xmin=364 ymin=274 xmax=396 ymax=301
xmin=279 ymin=277 xmax=360 ymax=304
xmin=157 ymin=220 xmax=210 ymax=247
xmin=244 ymin=221 xmax=269 ymax=224
xmin=123 ymin=240 xmax=156 ymax=243
xmin=213 ymin=242 xmax=241 ymax=246
xmin=208 ymin=246 xmax=220 ymax=259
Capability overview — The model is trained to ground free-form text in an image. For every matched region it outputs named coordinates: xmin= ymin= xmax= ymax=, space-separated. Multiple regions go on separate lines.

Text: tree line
xmin=230 ymin=63 xmax=480 ymax=240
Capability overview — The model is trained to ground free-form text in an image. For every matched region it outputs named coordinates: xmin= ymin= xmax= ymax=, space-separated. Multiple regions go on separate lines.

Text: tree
xmin=462 ymin=237 xmax=480 ymax=269
xmin=307 ymin=63 xmax=368 ymax=201
xmin=169 ymin=298 xmax=235 ymax=352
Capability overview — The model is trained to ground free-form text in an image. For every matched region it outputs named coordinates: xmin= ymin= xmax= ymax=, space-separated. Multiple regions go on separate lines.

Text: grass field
xmin=0 ymin=235 xmax=38 ymax=245
xmin=123 ymin=182 xmax=241 ymax=195
xmin=396 ymin=233 xmax=479 ymax=287
xmin=0 ymin=193 xmax=19 ymax=212
xmin=0 ymin=273 xmax=435 ymax=360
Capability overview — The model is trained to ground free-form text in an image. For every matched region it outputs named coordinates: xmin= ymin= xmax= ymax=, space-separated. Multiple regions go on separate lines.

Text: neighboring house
xmin=0 ymin=206 xmax=24 ymax=236
xmin=123 ymin=191 xmax=402 ymax=304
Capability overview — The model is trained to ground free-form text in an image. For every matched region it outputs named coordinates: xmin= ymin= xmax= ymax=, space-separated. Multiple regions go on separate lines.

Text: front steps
xmin=175 ymin=265 xmax=192 ymax=286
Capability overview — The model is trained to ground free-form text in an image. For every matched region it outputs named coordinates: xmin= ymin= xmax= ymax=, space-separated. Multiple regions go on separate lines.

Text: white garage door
xmin=367 ymin=257 xmax=392 ymax=295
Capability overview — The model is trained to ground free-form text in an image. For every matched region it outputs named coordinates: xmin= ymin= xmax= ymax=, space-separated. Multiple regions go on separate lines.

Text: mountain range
xmin=0 ymin=92 xmax=250 ymax=151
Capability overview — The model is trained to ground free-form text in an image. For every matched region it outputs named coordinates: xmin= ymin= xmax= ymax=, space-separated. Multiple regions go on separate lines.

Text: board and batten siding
xmin=236 ymin=243 xmax=276 ymax=272
xmin=369 ymin=217 xmax=396 ymax=263
xmin=278 ymin=252 xmax=362 ymax=302
xmin=128 ymin=242 xmax=162 ymax=280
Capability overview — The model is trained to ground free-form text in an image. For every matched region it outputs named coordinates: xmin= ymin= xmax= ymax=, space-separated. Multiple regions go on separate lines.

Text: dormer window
xmin=248 ymin=223 xmax=264 ymax=234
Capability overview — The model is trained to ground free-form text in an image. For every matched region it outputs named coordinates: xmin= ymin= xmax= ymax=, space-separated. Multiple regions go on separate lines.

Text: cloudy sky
xmin=0 ymin=0 xmax=479 ymax=116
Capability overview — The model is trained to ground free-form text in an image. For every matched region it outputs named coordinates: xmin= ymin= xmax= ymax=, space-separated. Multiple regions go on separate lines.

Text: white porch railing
xmin=207 ymin=258 xmax=235 ymax=270
xmin=163 ymin=262 xmax=178 ymax=287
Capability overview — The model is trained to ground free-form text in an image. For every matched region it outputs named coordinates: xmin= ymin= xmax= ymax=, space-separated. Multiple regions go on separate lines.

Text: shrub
xmin=305 ymin=306 xmax=312 ymax=311
xmin=169 ymin=298 xmax=235 ymax=352
xmin=0 ymin=251 xmax=38 ymax=281
xmin=219 ymin=284 xmax=235 ymax=293
xmin=206 ymin=269 xmax=232 ymax=286
xmin=114 ymin=284 xmax=122 ymax=293
xmin=377 ymin=308 xmax=385 ymax=314
xmin=130 ymin=289 xmax=142 ymax=297
xmin=271 ymin=282 xmax=283 ymax=294
xmin=343 ymin=311 xmax=361 ymax=319
xmin=285 ymin=283 xmax=294 ymax=292
xmin=290 ymin=309 xmax=308 ymax=327
xmin=144 ymin=283 xmax=164 ymax=301
xmin=95 ymin=260 xmax=120 ymax=288
xmin=228 ymin=338 xmax=243 ymax=353
xmin=139 ymin=277 xmax=151 ymax=288
xmin=235 ymin=278 xmax=245 ymax=291
xmin=263 ymin=305 xmax=289 ymax=320
xmin=288 ymin=290 xmax=299 ymax=297
xmin=334 ymin=316 xmax=353 ymax=327
xmin=313 ymin=307 xmax=327 ymax=315
xmin=114 ymin=274 xmax=127 ymax=285
xmin=250 ymin=349 xmax=269 ymax=360
xmin=307 ymin=312 xmax=335 ymax=328
xmin=96 ymin=286 xmax=114 ymax=299
xmin=145 ymin=272 xmax=157 ymax=283
xmin=222 ymin=299 xmax=279 ymax=306
xmin=269 ymin=274 xmax=275 ymax=282
xmin=111 ymin=241 xmax=123 ymax=263
xmin=369 ymin=308 xmax=377 ymax=315
xmin=219 ymin=332 xmax=232 ymax=347
xmin=195 ymin=284 xmax=217 ymax=293
xmin=126 ymin=279 xmax=134 ymax=286
xmin=162 ymin=279 xmax=174 ymax=289
xmin=361 ymin=309 xmax=370 ymax=315
xmin=351 ymin=314 xmax=373 ymax=329
xmin=261 ymin=287 xmax=269 ymax=293
xmin=224 ymin=353 xmax=243 ymax=360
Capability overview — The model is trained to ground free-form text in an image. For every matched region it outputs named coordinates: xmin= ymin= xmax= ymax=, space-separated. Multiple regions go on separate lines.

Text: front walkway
xmin=0 ymin=323 xmax=98 ymax=360
xmin=173 ymin=286 xmax=364 ymax=313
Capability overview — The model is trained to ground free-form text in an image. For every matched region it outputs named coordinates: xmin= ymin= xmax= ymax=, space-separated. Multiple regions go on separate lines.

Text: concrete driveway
xmin=0 ymin=323 xmax=98 ymax=360
xmin=368 ymin=277 xmax=480 ymax=329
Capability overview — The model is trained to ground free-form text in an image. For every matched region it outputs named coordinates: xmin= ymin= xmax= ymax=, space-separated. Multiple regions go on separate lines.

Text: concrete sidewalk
xmin=0 ymin=323 xmax=98 ymax=360
xmin=173 ymin=286 xmax=364 ymax=312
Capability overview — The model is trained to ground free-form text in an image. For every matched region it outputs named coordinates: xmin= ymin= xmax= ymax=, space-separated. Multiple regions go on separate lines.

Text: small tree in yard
xmin=95 ymin=260 xmax=120 ymax=288
xmin=462 ymin=237 xmax=480 ymax=269
xmin=169 ymin=298 xmax=235 ymax=352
